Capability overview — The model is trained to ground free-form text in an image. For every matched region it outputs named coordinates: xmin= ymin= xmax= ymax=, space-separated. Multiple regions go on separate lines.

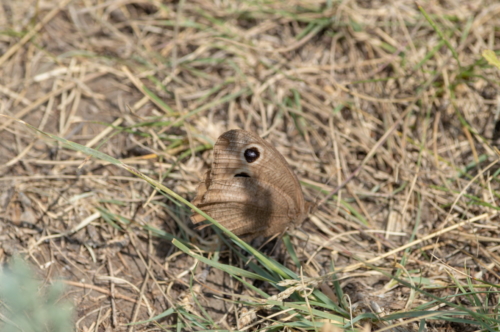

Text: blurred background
xmin=0 ymin=0 xmax=499 ymax=331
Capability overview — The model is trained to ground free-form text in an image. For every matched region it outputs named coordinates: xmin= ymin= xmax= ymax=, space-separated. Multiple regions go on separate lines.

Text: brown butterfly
xmin=191 ymin=129 xmax=312 ymax=241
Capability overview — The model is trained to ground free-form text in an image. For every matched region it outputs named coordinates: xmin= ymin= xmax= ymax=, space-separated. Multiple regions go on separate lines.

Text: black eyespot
xmin=244 ymin=147 xmax=260 ymax=163
xmin=234 ymin=172 xmax=250 ymax=178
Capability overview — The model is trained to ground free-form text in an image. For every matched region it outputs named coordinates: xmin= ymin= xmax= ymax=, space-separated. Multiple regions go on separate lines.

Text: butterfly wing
xmin=191 ymin=130 xmax=309 ymax=240
xmin=192 ymin=173 xmax=299 ymax=239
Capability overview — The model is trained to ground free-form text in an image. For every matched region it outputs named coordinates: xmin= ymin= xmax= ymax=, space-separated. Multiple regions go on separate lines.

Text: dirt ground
xmin=1 ymin=0 xmax=500 ymax=331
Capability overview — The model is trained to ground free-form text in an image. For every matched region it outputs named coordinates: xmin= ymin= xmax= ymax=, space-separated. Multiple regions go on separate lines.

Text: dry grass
xmin=1 ymin=0 xmax=500 ymax=331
